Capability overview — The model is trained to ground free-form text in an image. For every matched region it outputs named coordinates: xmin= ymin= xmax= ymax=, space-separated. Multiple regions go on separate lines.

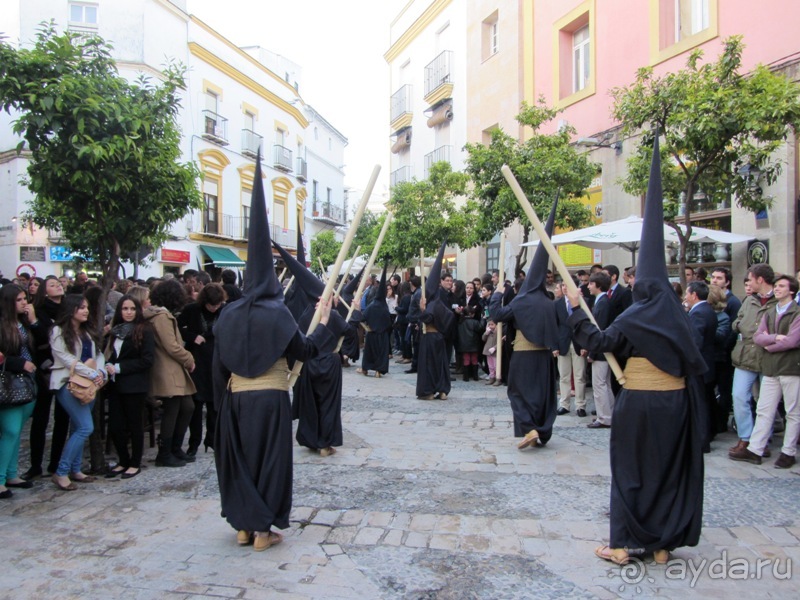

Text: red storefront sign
xmin=160 ymin=249 xmax=190 ymax=264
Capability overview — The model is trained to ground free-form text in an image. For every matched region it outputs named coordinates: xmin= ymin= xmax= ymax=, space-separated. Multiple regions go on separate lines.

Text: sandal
xmin=253 ymin=531 xmax=283 ymax=552
xmin=594 ymin=545 xmax=629 ymax=565
xmin=517 ymin=430 xmax=540 ymax=450
xmin=653 ymin=549 xmax=670 ymax=564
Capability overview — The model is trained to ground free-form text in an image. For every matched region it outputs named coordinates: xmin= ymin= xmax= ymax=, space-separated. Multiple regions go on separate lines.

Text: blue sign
xmin=50 ymin=246 xmax=76 ymax=262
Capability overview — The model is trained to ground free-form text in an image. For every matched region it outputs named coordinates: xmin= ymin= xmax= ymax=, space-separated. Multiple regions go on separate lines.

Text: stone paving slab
xmin=0 ymin=361 xmax=798 ymax=598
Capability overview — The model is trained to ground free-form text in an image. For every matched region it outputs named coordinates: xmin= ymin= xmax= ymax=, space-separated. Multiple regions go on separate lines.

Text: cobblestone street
xmin=1 ymin=362 xmax=798 ymax=599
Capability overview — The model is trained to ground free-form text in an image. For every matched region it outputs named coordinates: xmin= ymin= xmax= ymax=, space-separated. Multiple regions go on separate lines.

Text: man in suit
xmin=710 ymin=267 xmax=742 ymax=433
xmin=603 ymin=265 xmax=633 ymax=324
xmin=685 ymin=280 xmax=717 ymax=449
xmin=554 ymin=278 xmax=588 ymax=417
xmin=587 ymin=272 xmax=614 ymax=428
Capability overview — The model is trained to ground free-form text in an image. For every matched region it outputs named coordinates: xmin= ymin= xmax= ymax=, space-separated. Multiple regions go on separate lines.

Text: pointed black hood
xmin=425 ymin=241 xmax=447 ymax=303
xmin=214 ymin=150 xmax=298 ymax=377
xmin=273 ymin=241 xmax=319 ymax=321
xmin=296 ymin=228 xmax=306 ymax=269
xmin=614 ymin=131 xmax=705 ymax=377
xmin=506 ymin=197 xmax=559 ymax=348
xmin=341 ymin=265 xmax=364 ymax=305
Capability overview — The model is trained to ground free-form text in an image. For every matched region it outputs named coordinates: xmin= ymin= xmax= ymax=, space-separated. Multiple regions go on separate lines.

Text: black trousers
xmin=28 ymin=371 xmax=69 ymax=473
xmin=108 ymin=392 xmax=146 ymax=468
xmin=160 ymin=395 xmax=194 ymax=450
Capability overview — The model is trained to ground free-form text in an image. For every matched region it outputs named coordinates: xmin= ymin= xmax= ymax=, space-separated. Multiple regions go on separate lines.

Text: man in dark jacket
xmin=554 ymin=278 xmax=587 ymax=416
xmin=685 ymin=280 xmax=718 ymax=450
xmin=586 ymin=272 xmax=613 ymax=428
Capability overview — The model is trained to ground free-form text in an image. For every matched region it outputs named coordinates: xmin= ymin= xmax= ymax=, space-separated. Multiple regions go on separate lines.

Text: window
xmin=69 ymin=2 xmax=98 ymax=27
xmin=203 ymin=180 xmax=219 ymax=235
xmin=553 ymin=0 xmax=595 ymax=107
xmin=243 ymin=111 xmax=255 ymax=132
xmin=241 ymin=202 xmax=250 ymax=239
xmin=572 ymin=25 xmax=590 ymax=93
xmin=486 ymin=243 xmax=499 ymax=273
xmin=312 ymin=180 xmax=319 ymax=209
xmin=275 ymin=128 xmax=286 ymax=146
xmin=482 ymin=11 xmax=499 ymax=61
xmin=651 ymin=0 xmax=718 ymax=64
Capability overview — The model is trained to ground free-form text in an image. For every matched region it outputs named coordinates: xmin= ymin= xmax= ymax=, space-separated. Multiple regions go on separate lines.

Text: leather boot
xmin=463 ymin=368 xmax=470 ymax=382
xmin=485 ymin=377 xmax=496 ymax=385
xmin=156 ymin=437 xmax=186 ymax=467
xmin=728 ymin=440 xmax=748 ymax=453
xmin=471 ymin=365 xmax=480 ymax=381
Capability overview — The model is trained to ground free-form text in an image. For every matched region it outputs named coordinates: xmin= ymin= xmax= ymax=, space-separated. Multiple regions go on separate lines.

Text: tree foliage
xmin=350 ymin=209 xmax=381 ymax=260
xmin=0 ymin=25 xmax=203 ymax=288
xmin=309 ymin=229 xmax=342 ymax=276
xmin=464 ymin=100 xmax=596 ymax=271
xmin=612 ymin=36 xmax=800 ymax=282
xmin=380 ymin=161 xmax=471 ymax=266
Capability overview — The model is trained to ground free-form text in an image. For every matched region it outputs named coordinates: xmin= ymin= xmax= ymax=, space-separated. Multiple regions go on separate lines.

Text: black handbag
xmin=0 ymin=362 xmax=36 ymax=408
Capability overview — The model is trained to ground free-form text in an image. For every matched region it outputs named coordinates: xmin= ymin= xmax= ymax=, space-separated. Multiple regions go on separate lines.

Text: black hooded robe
xmin=416 ymin=301 xmax=453 ymax=398
xmin=291 ymin=308 xmax=347 ymax=451
xmin=213 ymin=327 xmax=334 ymax=532
xmin=489 ymin=295 xmax=558 ymax=442
xmin=568 ymin=310 xmax=704 ymax=554
xmin=361 ymin=286 xmax=391 ymax=375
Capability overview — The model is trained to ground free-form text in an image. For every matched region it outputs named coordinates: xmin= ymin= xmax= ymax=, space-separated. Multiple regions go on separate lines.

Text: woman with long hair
xmin=103 ymin=295 xmax=155 ymax=479
xmin=142 ymin=280 xmax=196 ymax=467
xmin=0 ymin=285 xmax=45 ymax=498
xmin=21 ymin=276 xmax=68 ymax=480
xmin=178 ymin=282 xmax=225 ymax=455
xmin=26 ymin=277 xmax=43 ymax=303
xmin=49 ymin=294 xmax=107 ymax=491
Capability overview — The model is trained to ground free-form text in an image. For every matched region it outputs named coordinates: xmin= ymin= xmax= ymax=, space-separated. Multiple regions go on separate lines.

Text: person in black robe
xmin=212 ymin=150 xmax=336 ymax=552
xmin=338 ymin=268 xmax=363 ymax=367
xmin=489 ymin=200 xmax=560 ymax=448
xmin=416 ymin=241 xmax=455 ymax=400
xmin=566 ymin=133 xmax=705 ymax=566
xmin=273 ymin=241 xmax=350 ymax=456
xmin=358 ymin=264 xmax=391 ymax=377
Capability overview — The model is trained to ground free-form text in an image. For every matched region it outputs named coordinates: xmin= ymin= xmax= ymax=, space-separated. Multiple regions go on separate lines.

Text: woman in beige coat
xmin=130 ymin=283 xmax=195 ymax=467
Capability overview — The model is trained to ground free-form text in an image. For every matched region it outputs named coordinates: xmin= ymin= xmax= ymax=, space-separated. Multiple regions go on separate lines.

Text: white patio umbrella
xmin=521 ymin=215 xmax=753 ymax=263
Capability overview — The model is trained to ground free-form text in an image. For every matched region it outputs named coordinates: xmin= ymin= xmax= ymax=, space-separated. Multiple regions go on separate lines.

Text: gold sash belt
xmin=423 ymin=324 xmax=438 ymax=334
xmin=229 ymin=358 xmax=290 ymax=393
xmin=513 ymin=332 xmax=547 ymax=351
xmin=623 ymin=357 xmax=685 ymax=391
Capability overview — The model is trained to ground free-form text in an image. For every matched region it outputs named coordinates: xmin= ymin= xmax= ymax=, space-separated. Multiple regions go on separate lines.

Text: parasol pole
xmin=288 ymin=165 xmax=381 ymax=386
xmin=500 ymin=164 xmax=626 ymax=384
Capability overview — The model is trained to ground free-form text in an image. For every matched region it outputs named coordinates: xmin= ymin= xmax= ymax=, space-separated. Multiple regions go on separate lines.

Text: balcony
xmin=271 ymin=224 xmax=297 ymax=248
xmin=273 ymin=144 xmax=293 ymax=173
xmin=391 ymin=166 xmax=413 ymax=187
xmin=241 ymin=129 xmax=262 ymax=158
xmin=296 ymin=157 xmax=308 ymax=182
xmin=424 ymin=145 xmax=452 ymax=178
xmin=424 ymin=51 xmax=454 ymax=106
xmin=201 ymin=110 xmax=229 ymax=145
xmin=313 ymin=200 xmax=345 ymax=226
xmin=390 ymin=84 xmax=413 ymax=132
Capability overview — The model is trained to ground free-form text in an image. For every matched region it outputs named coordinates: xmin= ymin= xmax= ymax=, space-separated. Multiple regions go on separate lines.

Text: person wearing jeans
xmin=49 ymin=294 xmax=106 ymax=491
xmin=729 ymin=264 xmax=776 ymax=456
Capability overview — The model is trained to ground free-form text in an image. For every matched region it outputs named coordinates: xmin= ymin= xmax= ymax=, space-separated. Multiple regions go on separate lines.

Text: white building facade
xmin=0 ymin=0 xmax=348 ymax=280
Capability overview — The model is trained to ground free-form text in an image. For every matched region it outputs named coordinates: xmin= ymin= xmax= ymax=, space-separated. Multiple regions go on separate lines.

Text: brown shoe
xmin=729 ymin=440 xmax=748 ymax=453
xmin=418 ymin=394 xmax=436 ymax=400
xmin=491 ymin=379 xmax=502 ymax=386
xmin=763 ymin=448 xmax=772 ymax=458
xmin=728 ymin=447 xmax=762 ymax=464
xmin=485 ymin=378 xmax=496 ymax=385
xmin=774 ymin=452 xmax=796 ymax=469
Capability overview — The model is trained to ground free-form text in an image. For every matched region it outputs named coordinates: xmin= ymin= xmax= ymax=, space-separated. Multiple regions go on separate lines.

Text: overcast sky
xmin=187 ymin=0 xmax=403 ymax=199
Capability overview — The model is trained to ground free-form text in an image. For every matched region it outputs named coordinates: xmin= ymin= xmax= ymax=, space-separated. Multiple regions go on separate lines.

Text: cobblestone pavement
xmin=1 ymin=360 xmax=798 ymax=599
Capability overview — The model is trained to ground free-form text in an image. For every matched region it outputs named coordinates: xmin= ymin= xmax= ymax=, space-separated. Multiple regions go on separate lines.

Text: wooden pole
xmin=278 ymin=267 xmax=288 ymax=282
xmin=495 ymin=231 xmax=505 ymax=382
xmin=283 ymin=275 xmax=295 ymax=294
xmin=288 ymin=165 xmax=381 ymax=386
xmin=335 ymin=245 xmax=361 ymax=298
xmin=500 ymin=164 xmax=626 ymax=384
xmin=349 ymin=212 xmax=394 ymax=317
xmin=318 ymin=257 xmax=328 ymax=283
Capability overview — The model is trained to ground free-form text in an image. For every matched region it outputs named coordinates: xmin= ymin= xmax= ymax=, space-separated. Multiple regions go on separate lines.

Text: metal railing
xmin=390 ymin=84 xmax=413 ymax=123
xmin=201 ymin=110 xmax=228 ymax=144
xmin=273 ymin=144 xmax=293 ymax=172
xmin=296 ymin=157 xmax=308 ymax=181
xmin=271 ymin=224 xmax=296 ymax=247
xmin=390 ymin=166 xmax=413 ymax=187
xmin=241 ymin=129 xmax=262 ymax=157
xmin=200 ymin=212 xmax=246 ymax=239
xmin=424 ymin=145 xmax=452 ymax=178
xmin=424 ymin=51 xmax=453 ymax=97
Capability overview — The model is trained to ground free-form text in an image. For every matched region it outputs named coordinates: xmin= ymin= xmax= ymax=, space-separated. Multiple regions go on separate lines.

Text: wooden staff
xmin=283 ymin=275 xmax=295 ymax=294
xmin=335 ymin=245 xmax=362 ymax=298
xmin=501 ymin=164 xmax=626 ymax=384
xmin=495 ymin=231 xmax=505 ymax=382
xmin=278 ymin=267 xmax=288 ymax=282
xmin=335 ymin=214 xmax=393 ymax=352
xmin=349 ymin=212 xmax=393 ymax=316
xmin=318 ymin=257 xmax=328 ymax=283
xmin=288 ymin=165 xmax=381 ymax=386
